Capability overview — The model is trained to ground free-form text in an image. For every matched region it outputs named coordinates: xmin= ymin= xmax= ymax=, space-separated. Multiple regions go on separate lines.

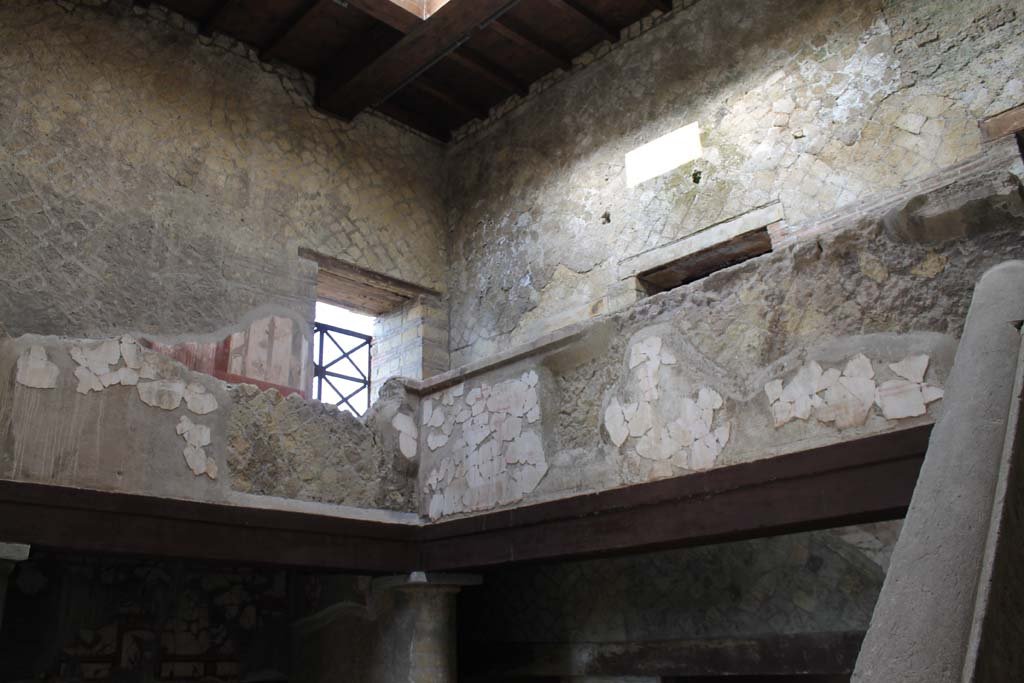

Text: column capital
xmin=0 ymin=543 xmax=29 ymax=563
xmin=372 ymin=571 xmax=481 ymax=594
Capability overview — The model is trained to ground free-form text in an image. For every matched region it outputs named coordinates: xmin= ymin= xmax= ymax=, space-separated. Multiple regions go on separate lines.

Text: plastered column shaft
xmin=400 ymin=586 xmax=460 ymax=683
xmin=0 ymin=543 xmax=30 ymax=628
xmin=853 ymin=261 xmax=1024 ymax=683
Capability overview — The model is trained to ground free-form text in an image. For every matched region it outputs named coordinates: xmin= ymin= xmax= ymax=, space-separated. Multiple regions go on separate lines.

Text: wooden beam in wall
xmin=0 ymin=480 xmax=419 ymax=573
xmin=316 ymin=0 xmax=524 ymax=119
xmin=260 ymin=0 xmax=321 ymax=61
xmin=462 ymin=631 xmax=865 ymax=680
xmin=0 ymin=426 xmax=927 ymax=572
xmin=542 ymin=0 xmax=619 ymax=42
xmin=418 ymin=425 xmax=930 ymax=570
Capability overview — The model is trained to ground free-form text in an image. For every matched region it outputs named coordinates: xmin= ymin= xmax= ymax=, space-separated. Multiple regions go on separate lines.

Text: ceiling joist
xmin=316 ymin=0 xmax=523 ymax=120
xmin=260 ymin=0 xmax=320 ymax=60
xmin=544 ymin=0 xmax=619 ymax=42
xmin=198 ymin=0 xmax=231 ymax=36
xmin=489 ymin=19 xmax=572 ymax=70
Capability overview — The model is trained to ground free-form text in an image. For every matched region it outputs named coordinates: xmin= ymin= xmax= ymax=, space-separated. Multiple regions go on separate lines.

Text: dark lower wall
xmin=0 ymin=551 xmax=299 ymax=683
xmin=459 ymin=524 xmax=898 ymax=680
xmin=0 ymin=0 xmax=447 ymax=341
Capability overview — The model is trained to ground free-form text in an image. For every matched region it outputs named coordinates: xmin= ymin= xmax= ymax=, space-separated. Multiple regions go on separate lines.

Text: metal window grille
xmin=312 ymin=322 xmax=372 ymax=415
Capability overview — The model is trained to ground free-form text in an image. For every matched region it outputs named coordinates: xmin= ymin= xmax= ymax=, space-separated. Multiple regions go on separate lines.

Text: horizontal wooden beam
xmin=0 ymin=427 xmax=927 ymax=573
xmin=488 ymin=20 xmax=572 ymax=70
xmin=462 ymin=631 xmax=865 ymax=679
xmin=317 ymin=0 xmax=523 ymax=119
xmin=543 ymin=0 xmax=619 ymax=42
xmin=260 ymin=0 xmax=321 ymax=61
xmin=410 ymin=78 xmax=488 ymax=120
xmin=647 ymin=0 xmax=674 ymax=13
xmin=0 ymin=480 xmax=419 ymax=573
xmin=446 ymin=49 xmax=529 ymax=96
xmin=344 ymin=0 xmax=422 ymax=32
xmin=418 ymin=425 xmax=930 ymax=570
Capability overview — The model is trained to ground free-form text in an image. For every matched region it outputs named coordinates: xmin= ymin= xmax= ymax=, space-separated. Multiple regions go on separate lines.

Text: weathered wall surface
xmin=446 ymin=0 xmax=1024 ymax=364
xmin=417 ymin=162 xmax=1024 ymax=519
xmin=0 ymin=335 xmax=419 ymax=511
xmin=461 ymin=524 xmax=895 ymax=646
xmin=0 ymin=0 xmax=447 ymax=340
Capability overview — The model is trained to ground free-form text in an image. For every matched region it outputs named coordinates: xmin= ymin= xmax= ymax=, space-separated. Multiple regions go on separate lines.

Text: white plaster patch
xmin=392 ymin=411 xmax=419 ymax=460
xmin=176 ymin=416 xmax=216 ymax=479
xmin=137 ymin=379 xmax=186 ymax=410
xmin=766 ymin=353 xmax=943 ymax=429
xmin=422 ymin=371 xmax=545 ymax=519
xmin=604 ymin=397 xmax=629 ymax=447
xmin=15 ymin=346 xmax=59 ymax=389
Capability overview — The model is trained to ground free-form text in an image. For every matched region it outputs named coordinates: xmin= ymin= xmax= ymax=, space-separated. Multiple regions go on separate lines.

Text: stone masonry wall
xmin=445 ymin=0 xmax=1024 ymax=365
xmin=0 ymin=0 xmax=447 ymax=341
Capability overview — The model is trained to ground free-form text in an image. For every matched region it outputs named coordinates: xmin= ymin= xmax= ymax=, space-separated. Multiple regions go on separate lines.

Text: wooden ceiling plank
xmin=260 ymin=0 xmax=322 ymax=61
xmin=446 ymin=49 xmax=529 ymax=96
xmin=488 ymin=19 xmax=572 ymax=70
xmin=316 ymin=0 xmax=524 ymax=120
xmin=344 ymin=0 xmax=422 ymax=33
xmin=376 ymin=99 xmax=453 ymax=142
xmin=543 ymin=0 xmax=620 ymax=43
xmin=198 ymin=0 xmax=232 ymax=36
xmin=410 ymin=78 xmax=488 ymax=120
xmin=647 ymin=0 xmax=674 ymax=13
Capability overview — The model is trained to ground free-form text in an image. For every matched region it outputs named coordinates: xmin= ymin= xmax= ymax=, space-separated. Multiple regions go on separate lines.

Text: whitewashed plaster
xmin=15 ymin=346 xmax=59 ymax=389
xmin=604 ymin=335 xmax=732 ymax=476
xmin=16 ymin=335 xmax=221 ymax=479
xmin=422 ymin=371 xmax=545 ymax=519
xmin=765 ymin=353 xmax=944 ymax=429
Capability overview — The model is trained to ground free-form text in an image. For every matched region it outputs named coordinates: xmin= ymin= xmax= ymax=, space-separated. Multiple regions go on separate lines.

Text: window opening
xmin=312 ymin=301 xmax=375 ymax=416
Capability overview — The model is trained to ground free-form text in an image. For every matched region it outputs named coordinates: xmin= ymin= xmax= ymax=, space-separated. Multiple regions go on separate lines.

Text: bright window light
xmin=625 ymin=122 xmax=703 ymax=188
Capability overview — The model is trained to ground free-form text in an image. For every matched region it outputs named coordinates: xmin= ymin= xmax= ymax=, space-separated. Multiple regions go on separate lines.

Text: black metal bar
xmin=312 ymin=321 xmax=372 ymax=415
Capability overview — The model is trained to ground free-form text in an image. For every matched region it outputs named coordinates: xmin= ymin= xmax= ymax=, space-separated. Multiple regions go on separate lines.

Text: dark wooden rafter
xmin=340 ymin=0 xmax=529 ymax=97
xmin=446 ymin=49 xmax=529 ymax=96
xmin=647 ymin=0 xmax=674 ymax=13
xmin=260 ymin=0 xmax=321 ymax=61
xmin=317 ymin=0 xmax=524 ymax=119
xmin=198 ymin=0 xmax=232 ymax=36
xmin=409 ymin=79 xmax=488 ymax=120
xmin=542 ymin=0 xmax=619 ymax=43
xmin=488 ymin=19 xmax=572 ymax=70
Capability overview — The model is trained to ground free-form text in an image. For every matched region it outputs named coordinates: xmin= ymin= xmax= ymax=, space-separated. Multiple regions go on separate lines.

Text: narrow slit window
xmin=312 ymin=302 xmax=375 ymax=416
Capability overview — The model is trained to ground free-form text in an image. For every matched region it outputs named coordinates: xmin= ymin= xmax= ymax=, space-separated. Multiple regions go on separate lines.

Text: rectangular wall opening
xmin=312 ymin=301 xmax=375 ymax=415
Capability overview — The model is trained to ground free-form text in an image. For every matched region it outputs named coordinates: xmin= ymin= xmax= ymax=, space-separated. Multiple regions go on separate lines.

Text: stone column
xmin=372 ymin=572 xmax=481 ymax=683
xmin=0 ymin=543 xmax=30 ymax=628
xmin=853 ymin=261 xmax=1024 ymax=682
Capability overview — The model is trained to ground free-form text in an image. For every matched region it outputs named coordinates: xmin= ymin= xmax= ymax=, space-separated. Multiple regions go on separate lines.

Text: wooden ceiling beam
xmin=489 ymin=20 xmax=572 ymax=70
xmin=543 ymin=0 xmax=619 ymax=43
xmin=260 ymin=0 xmax=321 ymax=61
xmin=198 ymin=0 xmax=232 ymax=36
xmin=410 ymin=78 xmax=488 ymax=120
xmin=444 ymin=49 xmax=529 ymax=96
xmin=316 ymin=0 xmax=524 ymax=119
xmin=343 ymin=0 xmax=422 ymax=33
xmin=647 ymin=0 xmax=674 ymax=13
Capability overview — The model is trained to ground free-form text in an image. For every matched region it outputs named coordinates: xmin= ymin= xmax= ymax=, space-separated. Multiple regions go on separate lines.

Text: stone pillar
xmin=0 ymin=543 xmax=30 ymax=627
xmin=373 ymin=572 xmax=480 ymax=683
xmin=853 ymin=261 xmax=1024 ymax=682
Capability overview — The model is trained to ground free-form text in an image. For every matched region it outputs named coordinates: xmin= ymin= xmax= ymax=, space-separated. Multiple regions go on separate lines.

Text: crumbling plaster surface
xmin=445 ymin=0 xmax=1024 ymax=364
xmin=0 ymin=0 xmax=447 ymax=340
xmin=418 ymin=165 xmax=1024 ymax=519
xmin=0 ymin=335 xmax=419 ymax=512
